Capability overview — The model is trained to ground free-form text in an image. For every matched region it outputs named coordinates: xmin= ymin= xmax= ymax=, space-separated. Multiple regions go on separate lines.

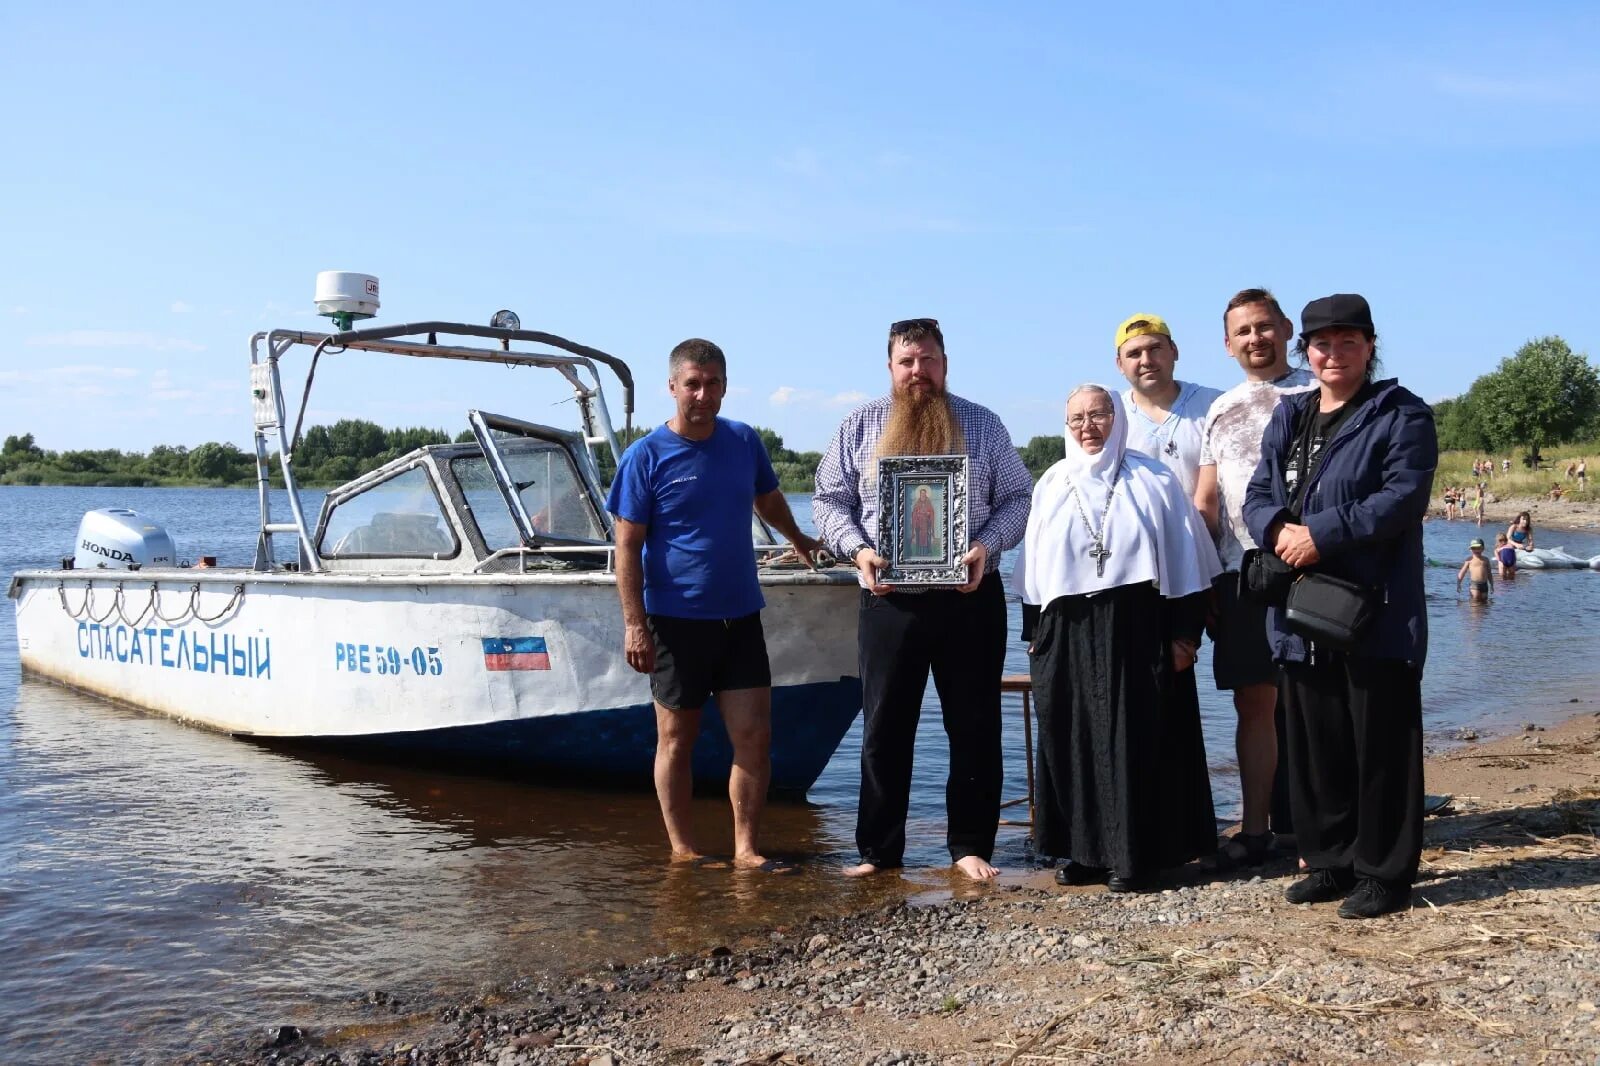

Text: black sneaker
xmin=1284 ymin=867 xmax=1355 ymax=904
xmin=1054 ymin=862 xmax=1108 ymax=886
xmin=1338 ymin=878 xmax=1411 ymax=919
xmin=1107 ymin=871 xmax=1158 ymax=893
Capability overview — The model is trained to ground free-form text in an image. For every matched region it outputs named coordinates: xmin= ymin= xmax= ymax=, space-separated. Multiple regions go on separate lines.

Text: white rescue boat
xmin=8 ymin=276 xmax=862 ymax=793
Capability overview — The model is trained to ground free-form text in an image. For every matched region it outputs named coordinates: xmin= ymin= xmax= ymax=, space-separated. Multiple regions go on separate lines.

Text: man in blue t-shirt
xmin=606 ymin=338 xmax=819 ymax=871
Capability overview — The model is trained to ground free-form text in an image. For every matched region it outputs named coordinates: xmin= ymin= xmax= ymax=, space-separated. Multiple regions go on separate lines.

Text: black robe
xmin=1025 ymin=581 xmax=1216 ymax=876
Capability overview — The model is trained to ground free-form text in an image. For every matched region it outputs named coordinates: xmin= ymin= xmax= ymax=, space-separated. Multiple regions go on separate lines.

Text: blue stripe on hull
xmin=284 ymin=678 xmax=863 ymax=795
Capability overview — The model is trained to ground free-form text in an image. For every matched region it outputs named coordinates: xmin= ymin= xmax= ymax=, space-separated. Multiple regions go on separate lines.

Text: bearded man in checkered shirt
xmin=813 ymin=318 xmax=1033 ymax=881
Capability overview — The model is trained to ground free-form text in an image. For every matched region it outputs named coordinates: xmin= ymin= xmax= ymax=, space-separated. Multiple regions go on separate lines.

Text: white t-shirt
xmin=1199 ymin=368 xmax=1317 ymax=571
xmin=1116 ymin=380 xmax=1223 ymax=501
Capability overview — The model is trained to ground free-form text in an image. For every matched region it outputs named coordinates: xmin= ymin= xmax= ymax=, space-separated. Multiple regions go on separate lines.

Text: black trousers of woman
xmin=854 ymin=572 xmax=1006 ymax=868
xmin=1280 ymin=653 xmax=1424 ymax=886
xmin=1028 ymin=583 xmax=1216 ymax=878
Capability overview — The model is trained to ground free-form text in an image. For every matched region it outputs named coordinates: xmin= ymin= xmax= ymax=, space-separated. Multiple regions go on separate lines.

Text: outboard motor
xmin=73 ymin=508 xmax=177 ymax=570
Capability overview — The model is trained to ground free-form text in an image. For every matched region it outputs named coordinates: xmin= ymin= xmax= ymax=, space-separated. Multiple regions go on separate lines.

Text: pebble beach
xmin=195 ymin=709 xmax=1600 ymax=1066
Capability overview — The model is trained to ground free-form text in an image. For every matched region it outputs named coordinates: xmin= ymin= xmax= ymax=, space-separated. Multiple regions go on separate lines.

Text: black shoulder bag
xmin=1240 ymin=547 xmax=1295 ymax=606
xmin=1239 ymin=397 xmax=1316 ymax=608
xmin=1249 ymin=394 xmax=1380 ymax=646
xmin=1283 ymin=571 xmax=1380 ymax=650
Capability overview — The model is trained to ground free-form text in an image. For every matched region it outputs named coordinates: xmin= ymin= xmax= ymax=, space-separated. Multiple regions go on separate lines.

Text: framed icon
xmin=875 ymin=454 xmax=970 ymax=586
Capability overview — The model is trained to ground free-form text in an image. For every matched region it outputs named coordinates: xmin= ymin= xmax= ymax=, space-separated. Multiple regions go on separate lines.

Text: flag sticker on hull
xmin=482 ymin=636 xmax=551 ymax=671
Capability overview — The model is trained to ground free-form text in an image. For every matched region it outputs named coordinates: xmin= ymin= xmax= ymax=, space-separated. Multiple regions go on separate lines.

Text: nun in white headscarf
xmin=1011 ymin=384 xmax=1223 ymax=892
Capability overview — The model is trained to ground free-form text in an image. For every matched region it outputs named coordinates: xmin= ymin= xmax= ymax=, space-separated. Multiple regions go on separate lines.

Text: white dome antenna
xmin=314 ymin=271 xmax=380 ymax=331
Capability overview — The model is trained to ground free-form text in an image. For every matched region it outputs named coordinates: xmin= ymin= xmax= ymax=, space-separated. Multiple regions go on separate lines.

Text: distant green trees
xmin=1434 ymin=337 xmax=1600 ymax=460
xmin=594 ymin=425 xmax=651 ymax=486
xmin=753 ymin=427 xmax=826 ymax=492
xmin=0 ymin=420 xmax=455 ymax=487
xmin=2 ymin=420 xmax=1075 ymax=489
xmin=1018 ymin=434 xmax=1066 ymax=479
xmin=289 ymin=420 xmax=455 ymax=483
xmin=2 ymin=430 xmax=187 ymax=486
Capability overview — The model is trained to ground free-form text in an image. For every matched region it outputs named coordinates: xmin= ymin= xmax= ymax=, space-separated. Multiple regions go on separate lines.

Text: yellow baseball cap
xmin=1115 ymin=313 xmax=1172 ymax=352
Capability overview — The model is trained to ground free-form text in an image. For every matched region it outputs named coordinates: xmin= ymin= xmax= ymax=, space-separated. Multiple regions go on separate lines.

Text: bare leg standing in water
xmin=610 ymin=339 xmax=818 ymax=869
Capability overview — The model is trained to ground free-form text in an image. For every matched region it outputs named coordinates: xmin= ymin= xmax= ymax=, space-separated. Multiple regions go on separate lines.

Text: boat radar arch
xmin=314 ymin=271 xmax=380 ymax=331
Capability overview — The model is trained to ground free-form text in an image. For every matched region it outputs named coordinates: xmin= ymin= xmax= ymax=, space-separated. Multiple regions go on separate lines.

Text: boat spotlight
xmin=314 ymin=271 xmax=380 ymax=331
xmin=490 ymin=309 xmax=521 ymax=331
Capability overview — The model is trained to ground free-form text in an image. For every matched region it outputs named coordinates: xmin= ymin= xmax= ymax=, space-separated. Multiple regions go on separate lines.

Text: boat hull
xmin=275 ymin=679 xmax=861 ymax=794
xmin=10 ymin=569 xmax=863 ymax=793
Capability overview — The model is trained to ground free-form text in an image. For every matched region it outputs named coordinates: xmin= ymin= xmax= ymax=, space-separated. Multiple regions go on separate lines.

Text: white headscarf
xmin=1011 ymin=387 xmax=1221 ymax=604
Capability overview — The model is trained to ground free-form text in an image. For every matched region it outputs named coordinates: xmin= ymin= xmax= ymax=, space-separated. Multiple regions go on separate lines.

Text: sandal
xmin=1214 ymin=830 xmax=1275 ymax=872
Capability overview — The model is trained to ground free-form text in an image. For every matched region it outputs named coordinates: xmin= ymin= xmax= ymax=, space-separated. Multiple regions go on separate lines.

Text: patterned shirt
xmin=813 ymin=393 xmax=1033 ymax=583
xmin=1199 ymin=367 xmax=1316 ymax=570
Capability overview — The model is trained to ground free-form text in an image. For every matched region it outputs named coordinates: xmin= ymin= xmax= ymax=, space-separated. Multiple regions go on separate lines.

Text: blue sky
xmin=3 ymin=3 xmax=1597 ymax=454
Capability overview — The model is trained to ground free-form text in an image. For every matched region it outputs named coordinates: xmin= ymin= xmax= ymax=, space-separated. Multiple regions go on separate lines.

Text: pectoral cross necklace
xmin=1068 ymin=467 xmax=1122 ymax=578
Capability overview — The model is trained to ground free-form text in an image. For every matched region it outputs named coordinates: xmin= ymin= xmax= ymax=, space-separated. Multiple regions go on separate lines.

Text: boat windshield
xmin=319 ymin=465 xmax=459 ymax=558
xmin=451 ymin=439 xmax=607 ymax=549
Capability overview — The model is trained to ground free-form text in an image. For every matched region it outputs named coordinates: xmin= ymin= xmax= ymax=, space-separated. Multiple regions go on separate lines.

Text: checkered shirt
xmin=812 ymin=393 xmax=1033 ymax=581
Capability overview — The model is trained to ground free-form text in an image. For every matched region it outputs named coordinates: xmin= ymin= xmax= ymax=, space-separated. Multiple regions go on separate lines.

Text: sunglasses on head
xmin=889 ymin=318 xmax=940 ymax=334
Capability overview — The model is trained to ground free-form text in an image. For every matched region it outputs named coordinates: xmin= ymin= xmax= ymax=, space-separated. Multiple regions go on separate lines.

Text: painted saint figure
xmin=910 ymin=486 xmax=937 ymax=556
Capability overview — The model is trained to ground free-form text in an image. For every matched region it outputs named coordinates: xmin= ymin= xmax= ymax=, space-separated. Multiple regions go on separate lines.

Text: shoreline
xmin=1429 ymin=492 xmax=1600 ymax=533
xmin=200 ymin=706 xmax=1600 ymax=1065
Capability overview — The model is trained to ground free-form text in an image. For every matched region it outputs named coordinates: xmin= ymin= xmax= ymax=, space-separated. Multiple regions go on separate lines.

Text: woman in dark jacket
xmin=1242 ymin=293 xmax=1437 ymax=919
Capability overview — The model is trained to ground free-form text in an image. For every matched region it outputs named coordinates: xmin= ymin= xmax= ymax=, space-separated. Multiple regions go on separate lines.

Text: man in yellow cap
xmin=1108 ymin=314 xmax=1222 ymax=500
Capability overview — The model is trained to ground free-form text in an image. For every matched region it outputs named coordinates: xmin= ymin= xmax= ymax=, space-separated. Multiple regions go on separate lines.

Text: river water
xmin=3 ymin=485 xmax=1599 ymax=1061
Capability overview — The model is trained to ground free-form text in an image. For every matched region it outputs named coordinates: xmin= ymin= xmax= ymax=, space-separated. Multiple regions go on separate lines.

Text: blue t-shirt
xmin=605 ymin=418 xmax=779 ymax=620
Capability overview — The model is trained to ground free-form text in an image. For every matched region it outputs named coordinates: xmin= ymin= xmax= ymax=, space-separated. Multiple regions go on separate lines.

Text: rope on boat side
xmin=57 ymin=580 xmax=89 ymax=619
xmin=151 ymin=581 xmax=196 ymax=625
xmin=92 ymin=583 xmax=128 ymax=625
xmin=117 ymin=584 xmax=157 ymax=628
xmin=56 ymin=578 xmax=246 ymax=626
xmin=192 ymin=584 xmax=246 ymax=624
xmin=80 ymin=582 xmax=121 ymax=625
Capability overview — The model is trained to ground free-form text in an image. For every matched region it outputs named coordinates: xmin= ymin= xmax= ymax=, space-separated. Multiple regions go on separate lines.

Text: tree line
xmin=0 ymin=423 xmax=473 ymax=488
xmin=7 ymin=335 xmax=1594 ymax=490
xmin=0 ymin=420 xmax=1069 ymax=490
xmin=1432 ymin=336 xmax=1600 ymax=460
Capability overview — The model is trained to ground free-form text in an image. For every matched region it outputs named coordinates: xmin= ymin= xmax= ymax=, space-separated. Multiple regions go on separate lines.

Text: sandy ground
xmin=1432 ymin=493 xmax=1600 ymax=532
xmin=202 ymin=707 xmax=1600 ymax=1066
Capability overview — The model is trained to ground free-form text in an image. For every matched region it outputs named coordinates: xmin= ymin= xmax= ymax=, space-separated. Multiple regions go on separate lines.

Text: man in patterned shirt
xmin=813 ymin=318 xmax=1033 ymax=881
xmin=1194 ymin=288 xmax=1315 ymax=868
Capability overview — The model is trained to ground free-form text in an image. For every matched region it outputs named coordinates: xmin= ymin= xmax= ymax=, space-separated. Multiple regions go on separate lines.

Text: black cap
xmin=1300 ymin=293 xmax=1374 ymax=340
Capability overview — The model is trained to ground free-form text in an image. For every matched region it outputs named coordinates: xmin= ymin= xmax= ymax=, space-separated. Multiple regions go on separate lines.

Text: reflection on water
xmin=0 ymin=682 xmax=925 ymax=1061
xmin=4 ymin=485 xmax=1600 ymax=1060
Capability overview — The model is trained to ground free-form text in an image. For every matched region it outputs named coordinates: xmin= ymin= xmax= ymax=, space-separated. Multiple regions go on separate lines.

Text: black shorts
xmin=646 ymin=612 xmax=771 ymax=710
xmin=1211 ymin=573 xmax=1278 ymax=691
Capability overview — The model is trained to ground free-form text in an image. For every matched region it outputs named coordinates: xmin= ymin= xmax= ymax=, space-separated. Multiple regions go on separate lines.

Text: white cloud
xmin=259 ymin=300 xmax=316 ymax=320
xmin=770 ymin=385 xmax=817 ymax=406
xmin=1431 ymin=71 xmax=1591 ymax=105
xmin=771 ymin=385 xmax=869 ymax=410
xmin=150 ymin=369 xmax=235 ymax=403
xmin=170 ymin=300 xmax=195 ymax=313
xmin=25 ymin=330 xmax=205 ymax=352
xmin=0 ymin=366 xmax=240 ymax=421
xmin=0 ymin=364 xmax=140 ymax=384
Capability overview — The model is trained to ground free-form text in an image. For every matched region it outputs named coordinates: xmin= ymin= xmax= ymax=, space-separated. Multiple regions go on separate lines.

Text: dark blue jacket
xmin=1242 ymin=379 xmax=1437 ymax=668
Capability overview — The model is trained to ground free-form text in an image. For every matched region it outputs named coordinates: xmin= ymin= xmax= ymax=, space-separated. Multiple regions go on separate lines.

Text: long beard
xmin=876 ymin=385 xmax=965 ymax=459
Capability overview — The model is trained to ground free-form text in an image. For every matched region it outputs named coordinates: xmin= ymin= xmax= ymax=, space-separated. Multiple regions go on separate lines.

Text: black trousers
xmin=1271 ymin=696 xmax=1295 ymax=834
xmin=855 ymin=572 xmax=1006 ymax=867
xmin=1281 ymin=654 xmax=1424 ymax=886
